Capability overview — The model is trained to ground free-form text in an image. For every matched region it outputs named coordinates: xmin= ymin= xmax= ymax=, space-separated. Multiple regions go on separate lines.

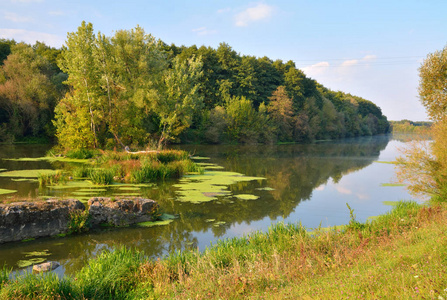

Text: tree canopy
xmin=0 ymin=21 xmax=390 ymax=148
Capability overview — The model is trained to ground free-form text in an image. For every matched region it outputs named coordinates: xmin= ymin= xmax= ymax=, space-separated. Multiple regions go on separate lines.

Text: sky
xmin=1 ymin=0 xmax=446 ymax=121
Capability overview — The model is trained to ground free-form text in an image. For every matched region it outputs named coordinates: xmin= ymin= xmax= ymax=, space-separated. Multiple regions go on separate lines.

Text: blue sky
xmin=1 ymin=0 xmax=446 ymax=121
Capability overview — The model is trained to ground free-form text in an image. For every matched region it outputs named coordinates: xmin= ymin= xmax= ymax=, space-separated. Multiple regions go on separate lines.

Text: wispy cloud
xmin=0 ymin=28 xmax=64 ymax=47
xmin=192 ymin=27 xmax=217 ymax=36
xmin=4 ymin=12 xmax=33 ymax=23
xmin=235 ymin=3 xmax=274 ymax=27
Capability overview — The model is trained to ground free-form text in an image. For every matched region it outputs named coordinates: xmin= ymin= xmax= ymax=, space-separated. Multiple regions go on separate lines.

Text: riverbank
xmin=1 ymin=200 xmax=446 ymax=299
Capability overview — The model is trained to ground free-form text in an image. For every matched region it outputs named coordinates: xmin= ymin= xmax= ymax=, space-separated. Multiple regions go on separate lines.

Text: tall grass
xmin=88 ymin=168 xmax=115 ymax=185
xmin=75 ymin=247 xmax=144 ymax=299
xmin=37 ymin=171 xmax=66 ymax=187
xmin=0 ymin=266 xmax=11 ymax=291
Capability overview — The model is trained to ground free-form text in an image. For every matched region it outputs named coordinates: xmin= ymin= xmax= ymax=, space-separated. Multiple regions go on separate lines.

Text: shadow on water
xmin=0 ymin=135 xmax=394 ymax=274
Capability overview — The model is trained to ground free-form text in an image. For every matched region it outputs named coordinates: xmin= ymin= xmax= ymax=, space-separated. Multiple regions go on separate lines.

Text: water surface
xmin=0 ymin=135 xmax=417 ymax=275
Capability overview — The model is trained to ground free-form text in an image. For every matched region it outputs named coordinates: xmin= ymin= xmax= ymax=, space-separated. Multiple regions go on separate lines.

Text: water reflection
xmin=0 ymin=135 xmax=416 ymax=274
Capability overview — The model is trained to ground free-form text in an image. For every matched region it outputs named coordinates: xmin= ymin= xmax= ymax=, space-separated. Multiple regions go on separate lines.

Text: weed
xmin=67 ymin=209 xmax=91 ymax=234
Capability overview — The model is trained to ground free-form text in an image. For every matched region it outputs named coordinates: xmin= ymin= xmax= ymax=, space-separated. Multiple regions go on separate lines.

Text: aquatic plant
xmin=37 ymin=170 xmax=66 ymax=187
xmin=88 ymin=168 xmax=115 ymax=185
xmin=67 ymin=209 xmax=91 ymax=234
xmin=65 ymin=148 xmax=98 ymax=159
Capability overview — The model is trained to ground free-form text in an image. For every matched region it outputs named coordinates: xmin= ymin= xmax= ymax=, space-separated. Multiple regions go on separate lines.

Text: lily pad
xmin=0 ymin=169 xmax=58 ymax=178
xmin=113 ymin=192 xmax=141 ymax=196
xmin=136 ymin=213 xmax=177 ymax=227
xmin=213 ymin=221 xmax=226 ymax=227
xmin=234 ymin=194 xmax=259 ymax=200
xmin=117 ymin=187 xmax=140 ymax=191
xmin=11 ymin=178 xmax=39 ymax=182
xmin=0 ymin=168 xmax=6 ymax=172
xmin=48 ymin=180 xmax=98 ymax=189
xmin=17 ymin=258 xmax=46 ymax=268
xmin=5 ymin=157 xmax=91 ymax=164
xmin=205 ymin=219 xmax=215 ymax=222
xmin=0 ymin=188 xmax=17 ymax=195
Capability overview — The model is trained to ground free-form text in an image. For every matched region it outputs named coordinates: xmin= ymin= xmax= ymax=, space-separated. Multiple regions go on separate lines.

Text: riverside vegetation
xmin=0 ymin=201 xmax=446 ymax=299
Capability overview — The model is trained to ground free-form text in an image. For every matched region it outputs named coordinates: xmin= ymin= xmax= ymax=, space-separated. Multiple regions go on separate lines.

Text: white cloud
xmin=336 ymin=186 xmax=352 ymax=195
xmin=341 ymin=59 xmax=359 ymax=67
xmin=4 ymin=12 xmax=32 ymax=23
xmin=235 ymin=3 xmax=274 ymax=27
xmin=0 ymin=28 xmax=64 ymax=47
xmin=192 ymin=27 xmax=217 ymax=36
xmin=302 ymin=61 xmax=330 ymax=76
xmin=363 ymin=54 xmax=377 ymax=61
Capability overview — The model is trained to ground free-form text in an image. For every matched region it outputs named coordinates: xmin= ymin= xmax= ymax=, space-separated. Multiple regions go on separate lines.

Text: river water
xmin=0 ymin=134 xmax=418 ymax=275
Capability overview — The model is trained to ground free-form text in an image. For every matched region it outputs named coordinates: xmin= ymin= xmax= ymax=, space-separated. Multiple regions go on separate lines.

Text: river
xmin=0 ymin=134 xmax=418 ymax=276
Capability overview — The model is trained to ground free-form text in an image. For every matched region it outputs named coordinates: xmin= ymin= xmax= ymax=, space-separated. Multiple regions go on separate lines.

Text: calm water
xmin=0 ymin=135 xmax=417 ymax=275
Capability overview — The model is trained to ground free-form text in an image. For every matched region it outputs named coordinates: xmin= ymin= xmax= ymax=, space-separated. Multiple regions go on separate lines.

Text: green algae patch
xmin=137 ymin=213 xmax=176 ymax=227
xmin=0 ymin=169 xmax=58 ymax=178
xmin=234 ymin=194 xmax=259 ymax=200
xmin=382 ymin=201 xmax=399 ymax=206
xmin=23 ymin=250 xmax=51 ymax=257
xmin=190 ymin=156 xmax=210 ymax=160
xmin=0 ymin=168 xmax=6 ymax=172
xmin=256 ymin=187 xmax=275 ymax=191
xmin=0 ymin=188 xmax=17 ymax=195
xmin=174 ymin=170 xmax=265 ymax=203
xmin=381 ymin=183 xmax=405 ymax=187
xmin=213 ymin=221 xmax=227 ymax=227
xmin=17 ymin=258 xmax=46 ymax=268
xmin=117 ymin=187 xmax=140 ymax=191
xmin=47 ymin=180 xmax=98 ymax=189
xmin=11 ymin=178 xmax=38 ymax=182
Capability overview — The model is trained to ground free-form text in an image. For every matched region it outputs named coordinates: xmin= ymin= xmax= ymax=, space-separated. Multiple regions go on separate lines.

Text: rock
xmin=88 ymin=197 xmax=158 ymax=227
xmin=33 ymin=261 xmax=60 ymax=273
xmin=0 ymin=199 xmax=85 ymax=244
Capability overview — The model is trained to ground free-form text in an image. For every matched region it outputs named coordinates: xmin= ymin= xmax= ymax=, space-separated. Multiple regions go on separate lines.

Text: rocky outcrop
xmin=33 ymin=261 xmax=60 ymax=273
xmin=0 ymin=197 xmax=159 ymax=244
xmin=88 ymin=197 xmax=158 ymax=227
xmin=0 ymin=199 xmax=85 ymax=244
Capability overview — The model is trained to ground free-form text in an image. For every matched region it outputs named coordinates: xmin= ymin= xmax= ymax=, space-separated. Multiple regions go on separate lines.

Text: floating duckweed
xmin=190 ymin=156 xmax=210 ymax=160
xmin=256 ymin=187 xmax=275 ymax=191
xmin=234 ymin=194 xmax=259 ymax=200
xmin=17 ymin=258 xmax=46 ymax=268
xmin=174 ymin=171 xmax=265 ymax=203
xmin=23 ymin=250 xmax=51 ymax=257
xmin=137 ymin=213 xmax=176 ymax=227
xmin=117 ymin=187 xmax=140 ymax=191
xmin=0 ymin=169 xmax=58 ymax=178
xmin=0 ymin=188 xmax=17 ymax=195
xmin=213 ymin=221 xmax=226 ymax=227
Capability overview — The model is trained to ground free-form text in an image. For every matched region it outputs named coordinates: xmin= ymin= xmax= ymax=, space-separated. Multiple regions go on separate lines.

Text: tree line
xmin=0 ymin=22 xmax=390 ymax=150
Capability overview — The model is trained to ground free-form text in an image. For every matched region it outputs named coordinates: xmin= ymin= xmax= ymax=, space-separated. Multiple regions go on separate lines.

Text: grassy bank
xmin=1 ymin=201 xmax=446 ymax=299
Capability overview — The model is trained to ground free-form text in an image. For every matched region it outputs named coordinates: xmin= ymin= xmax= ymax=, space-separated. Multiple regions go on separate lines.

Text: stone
xmin=32 ymin=261 xmax=60 ymax=273
xmin=0 ymin=199 xmax=85 ymax=244
xmin=88 ymin=197 xmax=158 ymax=227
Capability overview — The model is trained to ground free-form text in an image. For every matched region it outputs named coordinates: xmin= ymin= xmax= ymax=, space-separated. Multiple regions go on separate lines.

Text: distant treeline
xmin=390 ymin=120 xmax=432 ymax=134
xmin=0 ymin=22 xmax=390 ymax=149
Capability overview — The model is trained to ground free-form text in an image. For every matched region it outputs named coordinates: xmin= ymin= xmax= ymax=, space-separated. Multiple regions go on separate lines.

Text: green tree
xmin=156 ymin=55 xmax=203 ymax=148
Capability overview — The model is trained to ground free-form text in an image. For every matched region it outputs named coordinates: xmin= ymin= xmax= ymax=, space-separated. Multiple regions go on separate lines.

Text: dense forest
xmin=0 ymin=22 xmax=390 ymax=150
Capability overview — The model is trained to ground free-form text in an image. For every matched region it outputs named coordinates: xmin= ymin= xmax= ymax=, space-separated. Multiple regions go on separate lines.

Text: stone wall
xmin=0 ymin=197 xmax=159 ymax=244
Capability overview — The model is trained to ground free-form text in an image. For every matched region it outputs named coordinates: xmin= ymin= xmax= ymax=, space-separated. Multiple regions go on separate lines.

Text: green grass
xmin=3 ymin=201 xmax=447 ymax=299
